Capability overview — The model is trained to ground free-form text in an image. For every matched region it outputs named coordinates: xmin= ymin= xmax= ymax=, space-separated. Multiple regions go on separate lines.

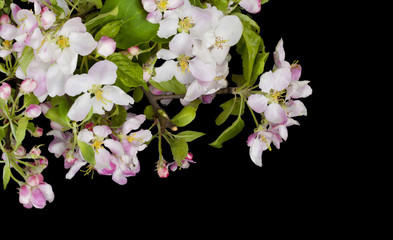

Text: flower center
xmin=178 ymin=17 xmax=194 ymax=33
xmin=56 ymin=35 xmax=70 ymax=50
xmin=92 ymin=139 xmax=103 ymax=152
xmin=177 ymin=55 xmax=190 ymax=74
xmin=270 ymin=90 xmax=286 ymax=103
xmin=214 ymin=36 xmax=229 ymax=50
xmin=2 ymin=40 xmax=12 ymax=49
xmin=90 ymin=85 xmax=112 ymax=105
xmin=156 ymin=0 xmax=168 ymax=12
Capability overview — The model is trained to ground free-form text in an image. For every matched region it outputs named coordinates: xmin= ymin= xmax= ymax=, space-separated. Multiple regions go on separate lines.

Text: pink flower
xmin=157 ymin=165 xmax=169 ymax=178
xmin=26 ymin=104 xmax=41 ymax=118
xmin=247 ymin=129 xmax=281 ymax=167
xmin=0 ymin=82 xmax=11 ymax=100
xmin=239 ymin=0 xmax=261 ymax=14
xmin=97 ymin=36 xmax=116 ymax=57
xmin=19 ymin=175 xmax=54 ymax=209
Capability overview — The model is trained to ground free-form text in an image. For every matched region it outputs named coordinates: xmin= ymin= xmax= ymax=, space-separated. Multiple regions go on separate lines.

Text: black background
xmin=1 ymin=0 xmax=345 ymax=229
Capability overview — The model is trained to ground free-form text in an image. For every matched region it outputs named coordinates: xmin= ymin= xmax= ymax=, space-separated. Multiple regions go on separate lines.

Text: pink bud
xmin=20 ymin=78 xmax=37 ymax=93
xmin=186 ymin=152 xmax=193 ymax=160
xmin=32 ymin=126 xmax=43 ymax=137
xmin=0 ymin=14 xmax=11 ymax=24
xmin=157 ymin=165 xmax=169 ymax=178
xmin=26 ymin=104 xmax=41 ymax=118
xmin=27 ymin=174 xmax=44 ymax=186
xmin=40 ymin=7 xmax=56 ymax=30
xmin=128 ymin=46 xmax=140 ymax=56
xmin=36 ymin=157 xmax=48 ymax=169
xmin=29 ymin=146 xmax=41 ymax=156
xmin=0 ymin=82 xmax=11 ymax=100
xmin=291 ymin=63 xmax=302 ymax=81
xmin=96 ymin=36 xmax=116 ymax=57
xmin=15 ymin=146 xmax=26 ymax=157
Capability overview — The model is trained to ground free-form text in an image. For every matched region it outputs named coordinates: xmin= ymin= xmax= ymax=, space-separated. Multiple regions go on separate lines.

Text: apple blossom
xmin=20 ymin=78 xmax=37 ymax=93
xmin=96 ymin=36 xmax=116 ymax=57
xmin=65 ymin=60 xmax=134 ymax=121
xmin=0 ymin=82 xmax=11 ymax=100
xmin=142 ymin=0 xmax=185 ymax=23
xmin=19 ymin=177 xmax=54 ymax=209
xmin=25 ymin=104 xmax=42 ymax=118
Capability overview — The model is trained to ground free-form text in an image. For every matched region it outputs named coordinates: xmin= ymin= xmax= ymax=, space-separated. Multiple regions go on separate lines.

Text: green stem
xmin=246 ymin=101 xmax=259 ymax=127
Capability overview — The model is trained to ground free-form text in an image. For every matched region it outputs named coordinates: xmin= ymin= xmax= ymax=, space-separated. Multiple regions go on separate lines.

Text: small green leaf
xmin=107 ymin=53 xmax=146 ymax=88
xmin=19 ymin=47 xmax=35 ymax=75
xmin=209 ymin=117 xmax=245 ymax=148
xmin=166 ymin=137 xmax=189 ymax=161
xmin=22 ymin=93 xmax=39 ymax=109
xmin=215 ymin=98 xmax=236 ymax=126
xmin=95 ymin=20 xmax=122 ymax=40
xmin=149 ymin=77 xmax=187 ymax=95
xmin=3 ymin=158 xmax=11 ymax=190
xmin=144 ymin=105 xmax=154 ymax=120
xmin=173 ymin=131 xmax=205 ymax=142
xmin=44 ymin=96 xmax=71 ymax=129
xmin=110 ymin=105 xmax=127 ymax=128
xmin=78 ymin=140 xmax=96 ymax=165
xmin=132 ymin=87 xmax=144 ymax=103
xmin=171 ymin=106 xmax=196 ymax=127
xmin=80 ymin=0 xmax=102 ymax=9
xmin=15 ymin=117 xmax=29 ymax=148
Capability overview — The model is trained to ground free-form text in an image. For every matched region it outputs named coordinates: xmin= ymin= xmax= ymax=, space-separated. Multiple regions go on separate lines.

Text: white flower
xmin=65 ymin=60 xmax=134 ymax=121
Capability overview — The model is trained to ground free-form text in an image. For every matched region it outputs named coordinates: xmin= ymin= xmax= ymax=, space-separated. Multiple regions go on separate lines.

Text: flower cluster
xmin=0 ymin=0 xmax=311 ymax=210
xmin=247 ymin=39 xmax=312 ymax=167
xmin=143 ymin=0 xmax=243 ymax=103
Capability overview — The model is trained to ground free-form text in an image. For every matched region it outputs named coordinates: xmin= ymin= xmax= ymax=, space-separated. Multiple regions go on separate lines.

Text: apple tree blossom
xmin=0 ymin=0 xmax=311 ymax=209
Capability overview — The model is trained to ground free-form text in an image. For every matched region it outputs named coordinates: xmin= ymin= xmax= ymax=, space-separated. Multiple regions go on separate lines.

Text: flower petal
xmin=93 ymin=125 xmax=112 ymax=138
xmin=65 ymin=73 xmax=94 ymax=96
xmin=30 ymin=187 xmax=46 ymax=209
xmin=67 ymin=92 xmax=92 ymax=122
xmin=69 ymin=32 xmax=97 ymax=56
xmin=247 ymin=94 xmax=268 ymax=113
xmin=104 ymin=139 xmax=124 ymax=156
xmin=19 ymin=185 xmax=31 ymax=205
xmin=57 ymin=47 xmax=78 ymax=75
xmin=249 ymin=137 xmax=263 ymax=167
xmin=88 ymin=60 xmax=117 ymax=85
xmin=65 ymin=160 xmax=87 ymax=179
xmin=265 ymin=103 xmax=287 ymax=124
xmin=58 ymin=17 xmax=86 ymax=36
xmin=215 ymin=15 xmax=243 ymax=46
xmin=152 ymin=60 xmax=177 ymax=82
xmin=189 ymin=57 xmax=216 ymax=82
xmin=37 ymin=183 xmax=54 ymax=203
xmin=46 ymin=64 xmax=67 ymax=97
xmin=103 ymin=85 xmax=134 ymax=106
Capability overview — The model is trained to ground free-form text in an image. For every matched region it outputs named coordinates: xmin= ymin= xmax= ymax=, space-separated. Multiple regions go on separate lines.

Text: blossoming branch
xmin=0 ymin=0 xmax=311 ymax=209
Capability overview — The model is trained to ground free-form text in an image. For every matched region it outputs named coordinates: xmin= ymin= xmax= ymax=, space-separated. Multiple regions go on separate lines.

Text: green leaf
xmin=107 ymin=53 xmax=146 ymax=88
xmin=235 ymin=13 xmax=268 ymax=87
xmin=80 ymin=0 xmax=102 ymax=9
xmin=44 ymin=96 xmax=71 ymax=129
xmin=209 ymin=117 xmax=245 ymax=148
xmin=77 ymin=140 xmax=96 ymax=165
xmin=173 ymin=131 xmax=205 ymax=142
xmin=87 ymin=0 xmax=159 ymax=49
xmin=209 ymin=0 xmax=229 ymax=11
xmin=166 ymin=137 xmax=189 ymax=161
xmin=144 ymin=105 xmax=154 ymax=120
xmin=22 ymin=93 xmax=39 ymax=109
xmin=15 ymin=117 xmax=29 ymax=148
xmin=94 ymin=20 xmax=122 ymax=40
xmin=171 ymin=100 xmax=200 ymax=127
xmin=110 ymin=105 xmax=127 ymax=128
xmin=132 ymin=87 xmax=144 ymax=103
xmin=3 ymin=159 xmax=11 ymax=190
xmin=19 ymin=47 xmax=35 ymax=75
xmin=149 ymin=77 xmax=187 ymax=95
xmin=215 ymin=98 xmax=236 ymax=126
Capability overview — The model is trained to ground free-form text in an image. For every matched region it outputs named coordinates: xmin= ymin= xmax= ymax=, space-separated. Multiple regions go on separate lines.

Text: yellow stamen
xmin=2 ymin=40 xmax=12 ymax=49
xmin=215 ymin=36 xmax=229 ymax=50
xmin=92 ymin=140 xmax=103 ymax=152
xmin=157 ymin=0 xmax=168 ymax=12
xmin=95 ymin=89 xmax=112 ymax=105
xmin=177 ymin=55 xmax=190 ymax=74
xmin=179 ymin=16 xmax=194 ymax=33
xmin=56 ymin=35 xmax=70 ymax=49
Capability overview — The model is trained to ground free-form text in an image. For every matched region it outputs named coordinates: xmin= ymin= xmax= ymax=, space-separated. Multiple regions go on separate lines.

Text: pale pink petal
xmin=142 ymin=0 xmax=157 ymax=12
xmin=189 ymin=57 xmax=216 ymax=82
xmin=19 ymin=185 xmax=31 ymax=205
xmin=259 ymin=70 xmax=275 ymax=93
xmin=37 ymin=183 xmax=54 ymax=203
xmin=57 ymin=47 xmax=78 ymax=74
xmin=169 ymin=32 xmax=193 ymax=56
xmin=122 ymin=114 xmax=146 ymax=134
xmin=65 ymin=73 xmax=94 ymax=96
xmin=156 ymin=49 xmax=177 ymax=60
xmin=265 ymin=103 xmax=287 ymax=124
xmin=247 ymin=94 xmax=268 ymax=113
xmin=67 ymin=93 xmax=92 ymax=122
xmin=152 ymin=60 xmax=177 ymax=82
xmin=286 ymin=81 xmax=312 ymax=99
xmin=103 ymin=85 xmax=134 ymax=106
xmin=239 ymin=0 xmax=261 ymax=13
xmin=249 ymin=136 xmax=264 ymax=167
xmin=0 ymin=23 xmax=17 ymax=40
xmin=104 ymin=139 xmax=124 ymax=156
xmin=168 ymin=0 xmax=184 ymax=9
xmin=215 ymin=15 xmax=243 ymax=46
xmin=78 ymin=129 xmax=94 ymax=143
xmin=210 ymin=45 xmax=230 ymax=66
xmin=273 ymin=68 xmax=291 ymax=91
xmin=69 ymin=32 xmax=97 ymax=56
xmin=88 ymin=60 xmax=117 ymax=85
xmin=58 ymin=17 xmax=86 ymax=36
xmin=30 ymin=187 xmax=46 ymax=209
xmin=184 ymin=80 xmax=205 ymax=102
xmin=46 ymin=64 xmax=67 ymax=97
xmin=65 ymin=160 xmax=87 ymax=179
xmin=157 ymin=17 xmax=179 ymax=38
xmin=112 ymin=168 xmax=128 ymax=185
xmin=146 ymin=10 xmax=162 ymax=23
xmin=93 ymin=125 xmax=112 ymax=138
xmin=96 ymin=36 xmax=116 ymax=57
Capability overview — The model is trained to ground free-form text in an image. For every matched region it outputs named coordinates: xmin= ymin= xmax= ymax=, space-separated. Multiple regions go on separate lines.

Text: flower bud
xmin=0 ymin=14 xmax=11 ymax=24
xmin=27 ymin=174 xmax=44 ymax=186
xmin=291 ymin=63 xmax=302 ymax=81
xmin=20 ymin=78 xmax=37 ymax=93
xmin=157 ymin=165 xmax=169 ymax=178
xmin=40 ymin=7 xmax=56 ymax=30
xmin=96 ymin=36 xmax=116 ymax=57
xmin=0 ymin=82 xmax=11 ymax=100
xmin=15 ymin=145 xmax=26 ymax=157
xmin=26 ymin=104 xmax=41 ymax=118
xmin=29 ymin=146 xmax=41 ymax=157
xmin=128 ymin=46 xmax=140 ymax=56
xmin=32 ymin=126 xmax=43 ymax=137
